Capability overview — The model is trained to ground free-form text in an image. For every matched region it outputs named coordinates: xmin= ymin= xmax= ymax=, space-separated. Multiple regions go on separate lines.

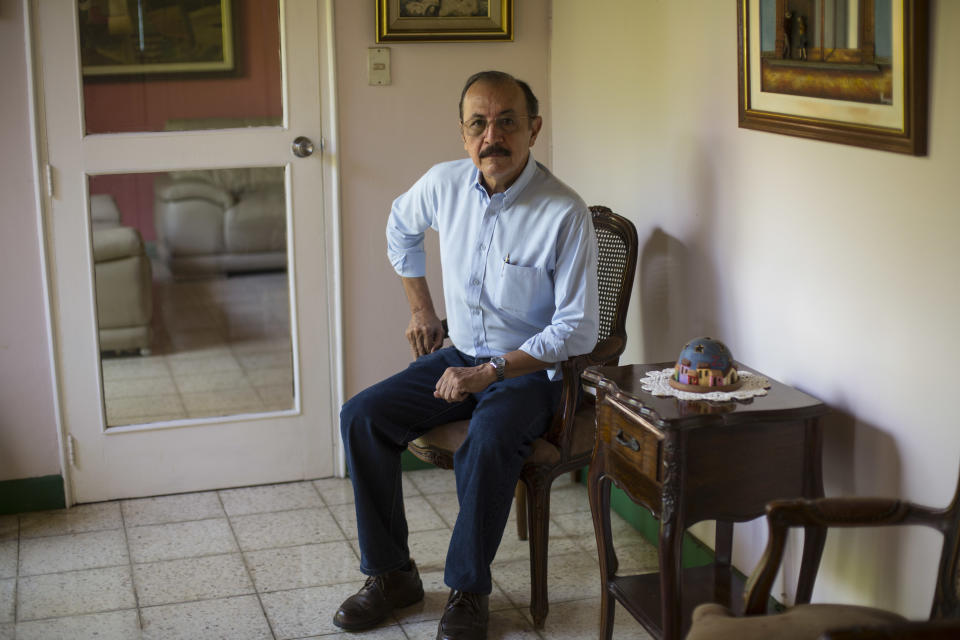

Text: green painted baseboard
xmin=0 ymin=475 xmax=65 ymax=515
xmin=401 ymin=449 xmax=436 ymax=471
xmin=607 ymin=481 xmax=716 ymax=568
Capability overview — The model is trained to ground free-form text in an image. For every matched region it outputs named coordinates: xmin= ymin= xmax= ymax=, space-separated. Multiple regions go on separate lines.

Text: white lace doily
xmin=641 ymin=368 xmax=771 ymax=401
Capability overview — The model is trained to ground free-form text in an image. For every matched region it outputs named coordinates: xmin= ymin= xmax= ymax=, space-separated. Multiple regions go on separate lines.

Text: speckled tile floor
xmin=0 ymin=469 xmax=657 ymax=639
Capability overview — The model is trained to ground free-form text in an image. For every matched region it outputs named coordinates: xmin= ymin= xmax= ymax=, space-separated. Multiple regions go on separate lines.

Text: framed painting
xmin=737 ymin=0 xmax=928 ymax=155
xmin=80 ymin=0 xmax=235 ymax=77
xmin=376 ymin=0 xmax=513 ymax=42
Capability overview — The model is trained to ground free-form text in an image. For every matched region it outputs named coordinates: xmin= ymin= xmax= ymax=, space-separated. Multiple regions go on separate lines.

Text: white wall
xmin=552 ymin=0 xmax=960 ymax=618
xmin=0 ymin=0 xmax=60 ymax=482
xmin=334 ymin=0 xmax=553 ymax=397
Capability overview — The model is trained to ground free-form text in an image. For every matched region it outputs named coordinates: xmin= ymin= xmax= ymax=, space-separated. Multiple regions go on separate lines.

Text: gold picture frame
xmin=737 ymin=0 xmax=928 ymax=155
xmin=376 ymin=0 xmax=513 ymax=43
xmin=80 ymin=0 xmax=235 ymax=78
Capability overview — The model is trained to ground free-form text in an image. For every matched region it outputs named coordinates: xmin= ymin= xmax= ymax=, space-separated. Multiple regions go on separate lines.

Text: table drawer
xmin=597 ymin=397 xmax=664 ymax=483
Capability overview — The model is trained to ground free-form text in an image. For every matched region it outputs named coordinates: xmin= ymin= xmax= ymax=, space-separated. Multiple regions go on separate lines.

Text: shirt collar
xmin=470 ymin=151 xmax=538 ymax=208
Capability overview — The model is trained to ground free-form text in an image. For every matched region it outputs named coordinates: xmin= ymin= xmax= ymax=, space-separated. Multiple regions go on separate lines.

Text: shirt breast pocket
xmin=495 ymin=262 xmax=552 ymax=318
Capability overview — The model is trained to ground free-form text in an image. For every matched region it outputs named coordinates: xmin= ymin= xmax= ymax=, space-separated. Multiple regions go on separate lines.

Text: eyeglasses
xmin=460 ymin=115 xmax=533 ymax=137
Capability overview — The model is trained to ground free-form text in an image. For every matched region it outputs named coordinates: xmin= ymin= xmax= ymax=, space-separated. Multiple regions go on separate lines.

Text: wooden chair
xmin=407 ymin=205 xmax=638 ymax=627
xmin=685 ymin=467 xmax=960 ymax=640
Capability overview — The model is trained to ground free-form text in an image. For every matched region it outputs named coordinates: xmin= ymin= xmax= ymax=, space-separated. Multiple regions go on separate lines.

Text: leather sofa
xmin=153 ymin=117 xmax=287 ymax=277
xmin=91 ymin=194 xmax=153 ymax=354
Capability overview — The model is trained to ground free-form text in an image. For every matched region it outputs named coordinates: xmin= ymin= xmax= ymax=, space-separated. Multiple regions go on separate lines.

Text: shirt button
xmin=479 ymin=244 xmax=485 ymax=251
xmin=472 ymin=279 xmax=480 ymax=286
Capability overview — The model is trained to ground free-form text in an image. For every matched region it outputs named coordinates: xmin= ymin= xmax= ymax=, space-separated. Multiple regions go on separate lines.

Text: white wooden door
xmin=34 ymin=0 xmax=341 ymax=503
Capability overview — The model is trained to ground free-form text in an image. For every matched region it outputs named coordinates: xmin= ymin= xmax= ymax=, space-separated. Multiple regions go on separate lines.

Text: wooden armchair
xmin=407 ymin=205 xmax=638 ymax=627
xmin=685 ymin=469 xmax=960 ymax=640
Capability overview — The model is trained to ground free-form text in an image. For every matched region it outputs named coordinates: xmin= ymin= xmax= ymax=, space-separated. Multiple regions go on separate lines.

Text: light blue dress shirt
xmin=386 ymin=152 xmax=599 ymax=379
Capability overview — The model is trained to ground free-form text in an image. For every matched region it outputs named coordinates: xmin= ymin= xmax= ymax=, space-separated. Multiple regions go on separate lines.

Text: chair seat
xmin=409 ymin=408 xmax=596 ymax=469
xmin=686 ymin=602 xmax=909 ymax=640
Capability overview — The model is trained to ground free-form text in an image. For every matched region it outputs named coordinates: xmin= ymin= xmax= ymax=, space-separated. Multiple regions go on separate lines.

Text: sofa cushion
xmin=224 ymin=186 xmax=287 ymax=253
xmin=90 ymin=193 xmax=122 ymax=228
xmin=93 ymin=226 xmax=145 ymax=263
xmin=155 ymin=178 xmax=235 ymax=209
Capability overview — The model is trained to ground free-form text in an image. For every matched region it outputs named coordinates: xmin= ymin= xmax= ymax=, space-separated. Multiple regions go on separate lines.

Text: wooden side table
xmin=583 ymin=363 xmax=830 ymax=640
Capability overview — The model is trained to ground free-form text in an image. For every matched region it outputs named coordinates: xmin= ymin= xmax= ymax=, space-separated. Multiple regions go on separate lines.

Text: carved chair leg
xmin=524 ymin=475 xmax=551 ymax=628
xmin=515 ymin=482 xmax=528 ymax=541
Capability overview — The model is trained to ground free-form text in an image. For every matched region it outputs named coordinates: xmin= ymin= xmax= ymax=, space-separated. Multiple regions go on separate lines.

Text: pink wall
xmin=0 ymin=0 xmax=60 ymax=481
xmin=333 ymin=0 xmax=553 ymax=398
xmin=85 ymin=0 xmax=281 ymax=241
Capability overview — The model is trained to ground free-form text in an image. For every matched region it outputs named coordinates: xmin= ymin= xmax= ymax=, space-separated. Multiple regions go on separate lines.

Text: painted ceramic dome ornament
xmin=668 ymin=337 xmax=743 ymax=393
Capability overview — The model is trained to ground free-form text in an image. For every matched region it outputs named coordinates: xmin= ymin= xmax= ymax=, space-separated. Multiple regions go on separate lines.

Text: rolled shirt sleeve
xmin=386 ymin=170 xmax=438 ymax=278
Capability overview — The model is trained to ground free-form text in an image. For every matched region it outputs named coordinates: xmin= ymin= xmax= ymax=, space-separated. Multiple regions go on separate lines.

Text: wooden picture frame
xmin=376 ymin=0 xmax=513 ymax=42
xmin=737 ymin=0 xmax=928 ymax=155
xmin=80 ymin=0 xmax=235 ymax=78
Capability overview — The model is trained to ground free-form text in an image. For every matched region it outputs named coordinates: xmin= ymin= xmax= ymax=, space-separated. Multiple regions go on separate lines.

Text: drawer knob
xmin=615 ymin=429 xmax=641 ymax=452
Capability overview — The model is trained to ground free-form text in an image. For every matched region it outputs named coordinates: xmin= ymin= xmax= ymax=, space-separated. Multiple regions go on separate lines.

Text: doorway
xmin=33 ymin=0 xmax=342 ymax=503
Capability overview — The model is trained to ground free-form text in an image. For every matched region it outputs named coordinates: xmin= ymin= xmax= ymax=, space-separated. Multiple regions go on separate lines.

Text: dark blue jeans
xmin=340 ymin=346 xmax=562 ymax=594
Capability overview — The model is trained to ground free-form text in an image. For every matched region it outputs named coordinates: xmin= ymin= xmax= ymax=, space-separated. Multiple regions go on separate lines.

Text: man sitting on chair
xmin=334 ymin=70 xmax=599 ymax=640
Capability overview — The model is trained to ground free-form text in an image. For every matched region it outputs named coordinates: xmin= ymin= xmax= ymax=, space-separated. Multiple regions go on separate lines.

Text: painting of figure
xmin=400 ymin=0 xmax=489 ymax=18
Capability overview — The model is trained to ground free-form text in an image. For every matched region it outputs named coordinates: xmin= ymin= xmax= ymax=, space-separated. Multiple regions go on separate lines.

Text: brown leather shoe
xmin=332 ymin=560 xmax=424 ymax=631
xmin=436 ymin=589 xmax=489 ymax=640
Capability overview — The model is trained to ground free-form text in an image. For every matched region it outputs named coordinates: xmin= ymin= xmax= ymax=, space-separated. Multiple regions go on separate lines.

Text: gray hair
xmin=458 ymin=70 xmax=539 ymax=120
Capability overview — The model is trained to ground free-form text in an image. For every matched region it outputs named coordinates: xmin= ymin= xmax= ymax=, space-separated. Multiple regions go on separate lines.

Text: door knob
xmin=292 ymin=136 xmax=315 ymax=158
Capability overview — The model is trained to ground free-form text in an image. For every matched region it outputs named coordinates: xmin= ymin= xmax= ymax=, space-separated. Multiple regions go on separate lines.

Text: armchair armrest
xmin=744 ymin=497 xmax=944 ymax=614
xmin=544 ymin=335 xmax=627 ymax=451
xmin=154 ymin=176 xmax=234 ymax=209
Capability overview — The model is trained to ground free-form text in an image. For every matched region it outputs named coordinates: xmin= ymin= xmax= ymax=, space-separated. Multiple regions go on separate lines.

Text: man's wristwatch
xmin=488 ymin=356 xmax=506 ymax=382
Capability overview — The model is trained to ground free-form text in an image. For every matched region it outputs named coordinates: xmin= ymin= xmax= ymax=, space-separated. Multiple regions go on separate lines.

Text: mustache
xmin=479 ymin=145 xmax=511 ymax=159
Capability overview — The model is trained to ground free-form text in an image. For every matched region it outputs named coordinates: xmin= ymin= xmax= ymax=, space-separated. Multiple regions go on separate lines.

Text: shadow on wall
xmin=820 ymin=409 xmax=905 ymax=497
xmin=795 ymin=408 xmax=915 ymax=610
xmin=638 ymin=141 xmax=726 ymax=362
xmin=640 ymin=228 xmax=689 ymax=362
xmin=639 ymin=225 xmax=727 ymax=362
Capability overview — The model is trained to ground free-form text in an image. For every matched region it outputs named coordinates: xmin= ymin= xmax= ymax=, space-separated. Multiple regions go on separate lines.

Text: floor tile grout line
xmin=311 ymin=480 xmax=355 ymax=550
xmin=118 ymin=503 xmax=145 ymax=633
xmin=155 ymin=351 xmax=188 ymax=425
xmin=217 ymin=490 xmax=278 ymax=640
xmin=15 ymin=604 xmax=141 ymax=626
xmin=17 ymin=561 xmax=133 ymax=580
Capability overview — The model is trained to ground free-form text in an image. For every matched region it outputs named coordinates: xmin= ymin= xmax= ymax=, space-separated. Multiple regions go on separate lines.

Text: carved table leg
xmin=589 ymin=467 xmax=616 ymax=640
xmin=796 ymin=417 xmax=826 ymax=603
xmin=660 ymin=437 xmax=684 ymax=640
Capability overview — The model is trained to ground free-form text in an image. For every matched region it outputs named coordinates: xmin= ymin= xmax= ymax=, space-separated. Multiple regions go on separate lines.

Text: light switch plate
xmin=368 ymin=47 xmax=391 ymax=86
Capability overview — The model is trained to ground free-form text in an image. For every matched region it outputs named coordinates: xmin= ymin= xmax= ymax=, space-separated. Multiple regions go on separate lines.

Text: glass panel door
xmin=36 ymin=0 xmax=338 ymax=503
xmin=89 ymin=168 xmax=294 ymax=427
xmin=80 ymin=0 xmax=282 ymax=134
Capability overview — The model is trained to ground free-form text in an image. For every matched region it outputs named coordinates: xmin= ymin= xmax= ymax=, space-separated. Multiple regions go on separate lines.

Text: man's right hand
xmin=405 ymin=310 xmax=444 ymax=358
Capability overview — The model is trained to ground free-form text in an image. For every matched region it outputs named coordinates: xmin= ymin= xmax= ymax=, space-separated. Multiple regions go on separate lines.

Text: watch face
xmin=492 ymin=356 xmax=506 ymax=380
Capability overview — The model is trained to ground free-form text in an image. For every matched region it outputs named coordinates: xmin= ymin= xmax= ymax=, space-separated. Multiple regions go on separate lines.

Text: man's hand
xmin=406 ymin=310 xmax=444 ymax=358
xmin=434 ymin=365 xmax=497 ymax=403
